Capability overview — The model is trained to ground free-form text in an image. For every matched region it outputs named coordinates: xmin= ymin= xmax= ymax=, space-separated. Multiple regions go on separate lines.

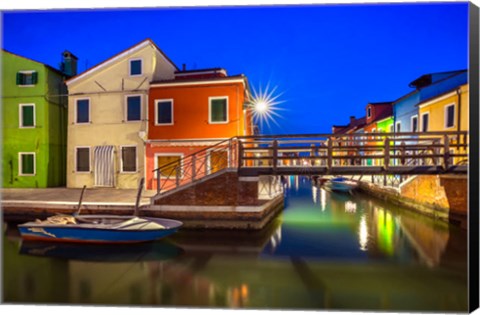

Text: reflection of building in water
xmin=312 ymin=185 xmax=318 ymax=204
xmin=366 ymin=205 xmax=449 ymax=267
xmin=397 ymin=214 xmax=449 ymax=267
xmin=3 ymin=239 xmax=70 ymax=304
xmin=345 ymin=201 xmax=357 ymax=213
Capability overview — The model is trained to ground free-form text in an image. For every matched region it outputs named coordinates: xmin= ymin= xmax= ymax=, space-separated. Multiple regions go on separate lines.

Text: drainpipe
xmin=456 ymin=87 xmax=462 ymax=133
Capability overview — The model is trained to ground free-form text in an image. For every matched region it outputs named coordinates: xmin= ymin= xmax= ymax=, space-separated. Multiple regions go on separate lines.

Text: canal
xmin=2 ymin=176 xmax=468 ymax=312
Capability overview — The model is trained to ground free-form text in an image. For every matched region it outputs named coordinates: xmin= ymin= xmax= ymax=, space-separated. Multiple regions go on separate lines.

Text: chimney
xmin=61 ymin=50 xmax=78 ymax=77
xmin=349 ymin=116 xmax=356 ymax=125
xmin=182 ymin=63 xmax=186 ymax=71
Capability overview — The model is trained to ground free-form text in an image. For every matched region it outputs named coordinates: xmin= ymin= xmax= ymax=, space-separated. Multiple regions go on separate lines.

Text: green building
xmin=2 ymin=49 xmax=77 ymax=187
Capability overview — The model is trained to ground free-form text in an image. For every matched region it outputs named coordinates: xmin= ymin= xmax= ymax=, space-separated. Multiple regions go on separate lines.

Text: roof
xmin=416 ymin=83 xmax=468 ymax=107
xmin=66 ymin=38 xmax=178 ymax=85
xmin=408 ymin=69 xmax=467 ymax=89
xmin=2 ymin=48 xmax=65 ymax=76
xmin=174 ymin=67 xmax=226 ymax=74
xmin=150 ymin=74 xmax=247 ymax=86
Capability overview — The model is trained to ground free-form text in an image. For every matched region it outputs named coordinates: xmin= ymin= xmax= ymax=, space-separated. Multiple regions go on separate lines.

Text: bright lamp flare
xmin=249 ymin=83 xmax=285 ymax=131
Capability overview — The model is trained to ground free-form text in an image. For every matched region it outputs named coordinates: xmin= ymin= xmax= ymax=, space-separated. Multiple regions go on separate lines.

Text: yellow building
xmin=66 ymin=39 xmax=177 ymax=188
xmin=418 ymin=84 xmax=469 ymax=165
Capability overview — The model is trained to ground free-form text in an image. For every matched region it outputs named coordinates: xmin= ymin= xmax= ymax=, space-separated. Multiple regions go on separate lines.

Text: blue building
xmin=393 ymin=70 xmax=467 ymax=133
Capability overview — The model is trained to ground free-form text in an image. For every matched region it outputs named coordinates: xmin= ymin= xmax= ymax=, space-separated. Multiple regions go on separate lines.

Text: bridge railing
xmin=236 ymin=131 xmax=468 ymax=173
xmin=153 ymin=137 xmax=239 ymax=193
xmin=153 ymin=131 xmax=468 ymax=194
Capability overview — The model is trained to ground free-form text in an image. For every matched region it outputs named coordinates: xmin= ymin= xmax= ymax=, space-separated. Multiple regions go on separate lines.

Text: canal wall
xmin=358 ymin=175 xmax=467 ymax=227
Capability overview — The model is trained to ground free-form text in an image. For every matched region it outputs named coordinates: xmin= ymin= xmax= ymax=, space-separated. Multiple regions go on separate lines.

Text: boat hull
xmin=18 ymin=217 xmax=182 ymax=244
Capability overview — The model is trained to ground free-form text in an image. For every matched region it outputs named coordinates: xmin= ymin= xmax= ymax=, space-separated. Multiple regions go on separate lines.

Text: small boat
xmin=324 ymin=177 xmax=358 ymax=193
xmin=18 ymin=215 xmax=183 ymax=244
xmin=17 ymin=178 xmax=183 ymax=244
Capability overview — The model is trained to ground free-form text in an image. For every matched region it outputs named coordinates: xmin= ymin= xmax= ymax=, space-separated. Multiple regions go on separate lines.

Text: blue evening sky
xmin=2 ymin=2 xmax=469 ymax=134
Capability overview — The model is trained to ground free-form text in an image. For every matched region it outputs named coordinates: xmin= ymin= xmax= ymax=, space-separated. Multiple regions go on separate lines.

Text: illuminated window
xmin=155 ymin=154 xmax=183 ymax=178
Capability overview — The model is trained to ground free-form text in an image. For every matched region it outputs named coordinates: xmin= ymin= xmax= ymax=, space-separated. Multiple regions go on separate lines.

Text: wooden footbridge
xmin=153 ymin=131 xmax=468 ymax=193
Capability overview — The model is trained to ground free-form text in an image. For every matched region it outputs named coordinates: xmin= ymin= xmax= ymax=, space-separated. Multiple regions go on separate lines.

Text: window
xmin=19 ymin=104 xmax=35 ymax=128
xmin=76 ymin=147 xmax=90 ymax=172
xmin=130 ymin=59 xmax=142 ymax=76
xmin=16 ymin=71 xmax=38 ymax=86
xmin=126 ymin=96 xmax=141 ymax=121
xmin=445 ymin=104 xmax=455 ymax=128
xmin=76 ymin=99 xmax=90 ymax=124
xmin=209 ymin=97 xmax=228 ymax=123
xmin=389 ymin=124 xmax=394 ymax=133
xmin=155 ymin=154 xmax=183 ymax=178
xmin=155 ymin=100 xmax=173 ymax=125
xmin=411 ymin=115 xmax=418 ymax=132
xmin=395 ymin=121 xmax=401 ymax=132
xmin=19 ymin=152 xmax=35 ymax=176
xmin=367 ymin=107 xmax=371 ymax=118
xmin=121 ymin=146 xmax=137 ymax=172
xmin=421 ymin=113 xmax=429 ymax=132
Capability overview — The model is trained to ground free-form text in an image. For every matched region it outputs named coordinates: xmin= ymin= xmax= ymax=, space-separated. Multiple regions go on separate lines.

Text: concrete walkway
xmin=1 ymin=187 xmax=157 ymax=205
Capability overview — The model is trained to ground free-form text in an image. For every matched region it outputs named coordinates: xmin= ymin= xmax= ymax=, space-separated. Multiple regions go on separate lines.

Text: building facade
xmin=65 ymin=39 xmax=177 ymax=188
xmin=145 ymin=69 xmax=253 ymax=190
xmin=2 ymin=49 xmax=73 ymax=188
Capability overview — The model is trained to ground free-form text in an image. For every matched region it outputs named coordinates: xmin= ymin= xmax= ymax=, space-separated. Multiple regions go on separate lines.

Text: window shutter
xmin=22 ymin=106 xmax=34 ymax=127
xmin=31 ymin=72 xmax=38 ymax=84
xmin=16 ymin=73 xmax=22 ymax=85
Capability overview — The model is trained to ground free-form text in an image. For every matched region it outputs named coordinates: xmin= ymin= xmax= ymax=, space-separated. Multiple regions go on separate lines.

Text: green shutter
xmin=31 ymin=72 xmax=38 ymax=84
xmin=22 ymin=106 xmax=34 ymax=127
xmin=16 ymin=73 xmax=23 ymax=85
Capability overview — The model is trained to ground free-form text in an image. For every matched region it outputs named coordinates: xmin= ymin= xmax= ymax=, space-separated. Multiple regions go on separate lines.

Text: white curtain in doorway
xmin=94 ymin=145 xmax=115 ymax=187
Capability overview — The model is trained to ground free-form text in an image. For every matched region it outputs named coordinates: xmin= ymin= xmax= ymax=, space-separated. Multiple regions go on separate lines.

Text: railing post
xmin=228 ymin=139 xmax=232 ymax=168
xmin=443 ymin=134 xmax=450 ymax=170
xmin=400 ymin=141 xmax=406 ymax=166
xmin=175 ymin=165 xmax=180 ymax=188
xmin=272 ymin=140 xmax=278 ymax=172
xmin=384 ymin=137 xmax=390 ymax=171
xmin=156 ymin=169 xmax=161 ymax=194
xmin=327 ymin=138 xmax=333 ymax=169
xmin=192 ymin=155 xmax=196 ymax=182
xmin=238 ymin=141 xmax=244 ymax=169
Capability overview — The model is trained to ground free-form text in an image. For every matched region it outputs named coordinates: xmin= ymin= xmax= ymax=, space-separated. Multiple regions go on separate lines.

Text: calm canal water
xmin=3 ymin=176 xmax=468 ymax=312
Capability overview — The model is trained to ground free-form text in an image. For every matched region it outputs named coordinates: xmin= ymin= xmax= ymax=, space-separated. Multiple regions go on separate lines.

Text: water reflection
xmin=2 ymin=176 xmax=468 ymax=311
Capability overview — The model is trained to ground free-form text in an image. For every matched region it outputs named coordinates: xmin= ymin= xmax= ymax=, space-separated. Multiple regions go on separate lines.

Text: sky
xmin=1 ymin=1 xmax=470 ymax=135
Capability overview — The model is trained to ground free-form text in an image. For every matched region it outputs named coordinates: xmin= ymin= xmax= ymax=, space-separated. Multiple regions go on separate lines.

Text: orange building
xmin=145 ymin=68 xmax=253 ymax=190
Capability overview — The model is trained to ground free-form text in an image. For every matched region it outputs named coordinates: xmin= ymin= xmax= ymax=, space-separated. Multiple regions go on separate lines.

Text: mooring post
xmin=134 ymin=177 xmax=144 ymax=217
xmin=156 ymin=169 xmax=161 ymax=194
xmin=74 ymin=185 xmax=87 ymax=216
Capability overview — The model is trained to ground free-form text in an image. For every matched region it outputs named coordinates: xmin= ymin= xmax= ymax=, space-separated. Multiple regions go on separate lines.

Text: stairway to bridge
xmin=152 ymin=131 xmax=469 ymax=198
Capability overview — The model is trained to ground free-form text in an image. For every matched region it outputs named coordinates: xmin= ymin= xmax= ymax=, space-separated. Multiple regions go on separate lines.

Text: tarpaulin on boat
xmin=94 ymin=145 xmax=115 ymax=187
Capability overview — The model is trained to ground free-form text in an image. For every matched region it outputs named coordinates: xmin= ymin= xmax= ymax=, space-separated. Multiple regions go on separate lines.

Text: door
xmin=94 ymin=145 xmax=115 ymax=187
